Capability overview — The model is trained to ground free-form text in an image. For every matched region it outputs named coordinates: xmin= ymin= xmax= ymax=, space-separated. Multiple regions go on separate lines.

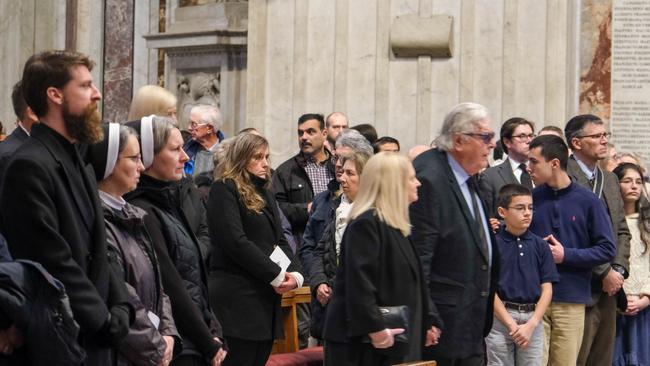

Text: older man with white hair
xmin=183 ymin=104 xmax=225 ymax=177
xmin=411 ymin=102 xmax=498 ymax=366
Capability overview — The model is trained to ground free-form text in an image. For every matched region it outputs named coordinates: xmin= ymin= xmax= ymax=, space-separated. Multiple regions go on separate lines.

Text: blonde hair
xmin=218 ymin=133 xmax=271 ymax=213
xmin=128 ymin=85 xmax=177 ymax=121
xmin=349 ymin=152 xmax=413 ymax=236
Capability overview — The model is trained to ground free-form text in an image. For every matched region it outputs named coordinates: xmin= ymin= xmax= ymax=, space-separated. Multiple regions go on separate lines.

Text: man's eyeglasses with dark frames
xmin=462 ymin=132 xmax=495 ymax=145
xmin=511 ymin=133 xmax=536 ymax=140
xmin=578 ymin=132 xmax=611 ymax=140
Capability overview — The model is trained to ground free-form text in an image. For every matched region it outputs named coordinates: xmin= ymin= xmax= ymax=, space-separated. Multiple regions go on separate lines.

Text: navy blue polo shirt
xmin=495 ymin=229 xmax=559 ymax=304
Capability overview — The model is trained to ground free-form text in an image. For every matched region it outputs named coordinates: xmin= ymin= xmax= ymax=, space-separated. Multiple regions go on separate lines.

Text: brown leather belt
xmin=503 ymin=301 xmax=536 ymax=312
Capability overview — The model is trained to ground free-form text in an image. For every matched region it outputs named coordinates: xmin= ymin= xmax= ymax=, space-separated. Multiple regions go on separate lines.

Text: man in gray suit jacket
xmin=564 ymin=114 xmax=631 ymax=366
xmin=479 ymin=117 xmax=535 ymax=217
xmin=411 ymin=102 xmax=499 ymax=366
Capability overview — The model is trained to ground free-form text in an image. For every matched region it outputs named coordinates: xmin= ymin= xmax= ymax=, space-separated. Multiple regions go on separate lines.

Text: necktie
xmin=467 ymin=178 xmax=489 ymax=257
xmin=519 ymin=163 xmax=533 ymax=190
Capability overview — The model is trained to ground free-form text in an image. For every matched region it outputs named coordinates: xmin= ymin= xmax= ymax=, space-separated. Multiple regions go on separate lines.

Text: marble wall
xmin=103 ymin=0 xmax=135 ymax=123
xmin=0 ymin=0 xmax=66 ymax=131
xmin=247 ymin=0 xmax=582 ymax=165
xmin=579 ymin=0 xmax=612 ymax=121
xmin=0 ymin=0 xmax=106 ymax=132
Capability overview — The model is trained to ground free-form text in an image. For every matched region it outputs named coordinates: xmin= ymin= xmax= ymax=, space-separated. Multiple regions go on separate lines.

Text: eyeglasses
xmin=120 ymin=154 xmax=142 ymax=163
xmin=189 ymin=121 xmax=208 ymax=129
xmin=578 ymin=132 xmax=611 ymax=140
xmin=507 ymin=205 xmax=534 ymax=213
xmin=511 ymin=133 xmax=536 ymax=141
xmin=462 ymin=132 xmax=495 ymax=145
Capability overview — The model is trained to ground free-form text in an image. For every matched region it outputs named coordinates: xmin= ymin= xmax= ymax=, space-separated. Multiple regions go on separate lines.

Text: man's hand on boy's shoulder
xmin=544 ymin=234 xmax=564 ymax=263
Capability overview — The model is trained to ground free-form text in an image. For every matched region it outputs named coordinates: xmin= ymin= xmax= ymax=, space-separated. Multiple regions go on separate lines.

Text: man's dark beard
xmin=63 ymin=101 xmax=103 ymax=144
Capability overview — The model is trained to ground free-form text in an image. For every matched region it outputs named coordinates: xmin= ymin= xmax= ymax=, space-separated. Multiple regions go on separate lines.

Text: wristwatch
xmin=612 ymin=264 xmax=628 ymax=279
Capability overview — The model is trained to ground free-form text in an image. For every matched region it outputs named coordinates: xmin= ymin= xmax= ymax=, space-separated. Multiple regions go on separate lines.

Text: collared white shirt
xmin=574 ymin=155 xmax=597 ymax=180
xmin=18 ymin=122 xmax=30 ymax=137
xmin=447 ymin=154 xmax=493 ymax=265
xmin=507 ymin=156 xmax=527 ymax=184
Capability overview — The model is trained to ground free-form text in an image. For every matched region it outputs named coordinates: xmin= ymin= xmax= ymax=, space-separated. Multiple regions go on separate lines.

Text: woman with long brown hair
xmin=207 ymin=133 xmax=303 ymax=366
xmin=613 ymin=163 xmax=650 ymax=365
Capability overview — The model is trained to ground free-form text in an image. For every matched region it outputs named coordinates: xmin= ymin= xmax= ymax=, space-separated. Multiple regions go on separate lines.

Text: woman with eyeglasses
xmin=125 ymin=116 xmax=226 ymax=366
xmin=612 ymin=163 xmax=650 ymax=366
xmin=88 ymin=123 xmax=180 ymax=366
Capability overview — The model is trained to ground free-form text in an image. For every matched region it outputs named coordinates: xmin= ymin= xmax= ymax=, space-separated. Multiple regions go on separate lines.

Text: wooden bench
xmin=271 ymin=286 xmax=312 ymax=354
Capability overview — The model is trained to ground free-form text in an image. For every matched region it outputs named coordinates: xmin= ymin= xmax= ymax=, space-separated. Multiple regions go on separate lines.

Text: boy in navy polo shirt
xmin=527 ymin=135 xmax=615 ymax=365
xmin=486 ymin=184 xmax=558 ymax=366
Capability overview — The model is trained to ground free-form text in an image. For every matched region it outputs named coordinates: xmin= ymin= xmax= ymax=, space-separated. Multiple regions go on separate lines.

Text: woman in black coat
xmin=207 ymin=133 xmax=303 ymax=366
xmin=308 ymin=150 xmax=371 ymax=338
xmin=322 ymin=152 xmax=442 ymax=366
xmin=124 ymin=116 xmax=226 ymax=366
xmin=88 ymin=123 xmax=180 ymax=366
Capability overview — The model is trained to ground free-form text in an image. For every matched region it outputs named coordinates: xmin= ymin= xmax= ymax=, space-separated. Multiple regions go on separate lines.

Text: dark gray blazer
xmin=479 ymin=159 xmax=519 ymax=218
xmin=410 ymin=149 xmax=499 ymax=360
xmin=567 ymin=156 xmax=631 ymax=305
xmin=0 ymin=126 xmax=30 ymax=185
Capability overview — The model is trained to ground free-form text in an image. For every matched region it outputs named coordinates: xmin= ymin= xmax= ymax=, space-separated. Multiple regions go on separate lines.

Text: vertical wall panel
xmin=545 ymin=0 xmax=569 ymax=126
xmin=305 ymin=0 xmax=336 ymax=113
xmin=346 ymin=0 xmax=378 ymax=124
xmin=333 ymin=0 xmax=349 ymax=113
xmin=387 ymin=0 xmax=419 ymax=147
xmin=430 ymin=0 xmax=462 ymax=139
xmin=473 ymin=0 xmax=504 ymax=128
xmin=265 ymin=0 xmax=296 ymax=159
xmin=501 ymin=0 xmax=518 ymax=121
xmin=513 ymin=0 xmax=547 ymax=124
xmin=374 ymin=0 xmax=391 ymax=135
xmin=458 ymin=0 xmax=475 ymax=102
xmin=291 ymin=0 xmax=308 ymax=118
xmin=246 ymin=0 xmax=268 ymax=131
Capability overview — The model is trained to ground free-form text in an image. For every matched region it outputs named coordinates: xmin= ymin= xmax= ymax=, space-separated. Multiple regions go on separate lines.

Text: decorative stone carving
xmin=177 ymin=72 xmax=221 ymax=125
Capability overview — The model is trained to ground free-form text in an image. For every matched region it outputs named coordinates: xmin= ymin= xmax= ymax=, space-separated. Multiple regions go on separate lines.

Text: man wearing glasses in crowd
xmin=183 ymin=104 xmax=225 ymax=177
xmin=479 ymin=117 xmax=536 ymax=218
xmin=564 ymin=115 xmax=631 ymax=366
xmin=412 ymin=102 xmax=499 ymax=365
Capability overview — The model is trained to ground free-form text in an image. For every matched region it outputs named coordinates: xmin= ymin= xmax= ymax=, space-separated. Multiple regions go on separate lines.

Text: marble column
xmin=579 ymin=0 xmax=612 ymax=121
xmin=103 ymin=0 xmax=135 ymax=123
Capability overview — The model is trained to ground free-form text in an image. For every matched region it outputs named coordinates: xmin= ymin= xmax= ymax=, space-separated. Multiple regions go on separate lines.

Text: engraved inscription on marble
xmin=611 ymin=0 xmax=650 ymax=159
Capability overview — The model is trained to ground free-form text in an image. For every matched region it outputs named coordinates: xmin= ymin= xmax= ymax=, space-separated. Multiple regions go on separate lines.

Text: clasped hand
xmin=274 ymin=272 xmax=298 ymax=294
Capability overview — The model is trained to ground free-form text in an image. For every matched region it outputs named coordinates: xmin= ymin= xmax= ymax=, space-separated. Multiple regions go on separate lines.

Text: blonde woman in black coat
xmin=207 ymin=133 xmax=303 ymax=366
xmin=322 ymin=152 xmax=442 ymax=366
